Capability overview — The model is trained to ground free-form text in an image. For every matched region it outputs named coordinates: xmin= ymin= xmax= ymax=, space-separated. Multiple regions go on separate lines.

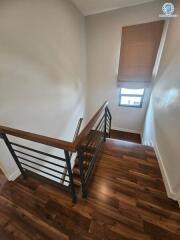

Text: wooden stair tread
xmin=73 ymin=178 xmax=81 ymax=187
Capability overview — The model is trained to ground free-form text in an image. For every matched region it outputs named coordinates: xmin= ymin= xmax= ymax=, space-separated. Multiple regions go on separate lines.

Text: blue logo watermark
xmin=159 ymin=2 xmax=178 ymax=18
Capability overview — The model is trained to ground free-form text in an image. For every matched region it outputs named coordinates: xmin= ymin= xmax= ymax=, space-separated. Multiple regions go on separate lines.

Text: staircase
xmin=73 ymin=141 xmax=95 ymax=190
xmin=0 ymin=101 xmax=112 ymax=203
xmin=1 ymin=135 xmax=179 ymax=240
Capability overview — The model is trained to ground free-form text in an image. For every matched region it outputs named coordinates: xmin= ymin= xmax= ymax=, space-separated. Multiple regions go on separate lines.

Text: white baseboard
xmin=138 ymin=137 xmax=180 ymax=206
xmin=151 ymin=141 xmax=178 ymax=201
xmin=111 ymin=126 xmax=141 ymax=134
xmin=7 ymin=169 xmax=21 ymax=181
xmin=141 ymin=138 xmax=153 ymax=147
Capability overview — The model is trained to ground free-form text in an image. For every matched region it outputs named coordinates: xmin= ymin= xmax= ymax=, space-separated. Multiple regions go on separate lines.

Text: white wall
xmin=143 ymin=1 xmax=180 ymax=201
xmin=0 ymin=0 xmax=87 ymax=179
xmin=86 ymin=0 xmax=163 ymax=134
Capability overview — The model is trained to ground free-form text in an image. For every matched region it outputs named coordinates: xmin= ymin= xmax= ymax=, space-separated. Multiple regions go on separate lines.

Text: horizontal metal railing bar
xmin=98 ymin=122 xmax=106 ymax=132
xmin=21 ymin=162 xmax=70 ymax=183
xmin=84 ymin=136 xmax=103 ymax=183
xmin=25 ymin=169 xmax=70 ymax=191
xmin=95 ymin=115 xmax=105 ymax=130
xmin=107 ymin=113 xmax=111 ymax=120
xmin=14 ymin=149 xmax=66 ymax=169
xmin=10 ymin=142 xmax=66 ymax=162
xmin=73 ymin=101 xmax=108 ymax=148
xmin=106 ymin=121 xmax=111 ymax=126
xmin=84 ymin=128 xmax=104 ymax=154
xmin=88 ymin=129 xmax=104 ymax=148
xmin=107 ymin=114 xmax=111 ymax=120
xmin=88 ymin=134 xmax=103 ymax=154
xmin=107 ymin=108 xmax=112 ymax=119
xmin=85 ymin=125 xmax=104 ymax=150
xmin=83 ymin=142 xmax=100 ymax=157
xmin=83 ymin=118 xmax=104 ymax=149
xmin=82 ymin=135 xmax=103 ymax=169
xmin=106 ymin=123 xmax=110 ymax=130
xmin=106 ymin=115 xmax=110 ymax=122
xmin=107 ymin=108 xmax=111 ymax=116
xmin=17 ymin=156 xmax=68 ymax=176
xmin=106 ymin=122 xmax=110 ymax=129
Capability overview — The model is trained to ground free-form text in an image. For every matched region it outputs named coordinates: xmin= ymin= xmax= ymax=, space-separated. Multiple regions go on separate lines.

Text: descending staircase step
xmin=74 ymin=160 xmax=89 ymax=169
xmin=83 ymin=152 xmax=94 ymax=159
xmin=81 ymin=143 xmax=96 ymax=152
xmin=73 ymin=167 xmax=80 ymax=176
xmin=73 ymin=178 xmax=81 ymax=187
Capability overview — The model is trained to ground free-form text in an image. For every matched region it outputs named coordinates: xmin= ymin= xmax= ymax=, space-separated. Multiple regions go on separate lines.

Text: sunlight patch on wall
xmin=157 ymin=88 xmax=180 ymax=109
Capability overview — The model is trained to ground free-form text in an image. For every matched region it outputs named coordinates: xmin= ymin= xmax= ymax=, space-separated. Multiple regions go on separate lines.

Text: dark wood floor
xmin=110 ymin=129 xmax=141 ymax=144
xmin=0 ymin=139 xmax=180 ymax=240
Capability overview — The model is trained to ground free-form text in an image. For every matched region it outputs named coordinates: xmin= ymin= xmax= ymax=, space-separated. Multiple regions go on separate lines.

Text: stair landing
xmin=0 ymin=139 xmax=180 ymax=240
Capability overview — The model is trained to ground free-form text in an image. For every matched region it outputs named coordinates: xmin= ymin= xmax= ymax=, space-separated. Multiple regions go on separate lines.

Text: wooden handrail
xmin=0 ymin=126 xmax=75 ymax=151
xmin=73 ymin=118 xmax=83 ymax=142
xmin=0 ymin=101 xmax=108 ymax=152
xmin=74 ymin=101 xmax=108 ymax=147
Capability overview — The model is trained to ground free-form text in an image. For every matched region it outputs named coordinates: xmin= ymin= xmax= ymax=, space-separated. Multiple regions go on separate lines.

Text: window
xmin=119 ymin=88 xmax=145 ymax=108
xmin=117 ymin=21 xmax=164 ymax=85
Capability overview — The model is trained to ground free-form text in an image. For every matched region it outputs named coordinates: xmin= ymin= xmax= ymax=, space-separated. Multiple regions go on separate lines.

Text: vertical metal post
xmin=109 ymin=118 xmax=111 ymax=138
xmin=104 ymin=107 xmax=107 ymax=142
xmin=64 ymin=150 xmax=77 ymax=203
xmin=77 ymin=147 xmax=87 ymax=198
xmin=1 ymin=133 xmax=26 ymax=178
xmin=108 ymin=108 xmax=112 ymax=138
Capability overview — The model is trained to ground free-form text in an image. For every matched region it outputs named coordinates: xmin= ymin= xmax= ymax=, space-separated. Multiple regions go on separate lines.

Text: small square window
xmin=119 ymin=88 xmax=145 ymax=108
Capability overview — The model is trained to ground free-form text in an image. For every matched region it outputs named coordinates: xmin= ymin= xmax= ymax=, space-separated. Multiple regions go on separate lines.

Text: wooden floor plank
xmin=0 ymin=139 xmax=180 ymax=239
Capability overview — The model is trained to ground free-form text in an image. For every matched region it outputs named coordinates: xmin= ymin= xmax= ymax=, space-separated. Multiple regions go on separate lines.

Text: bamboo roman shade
xmin=118 ymin=20 xmax=164 ymax=87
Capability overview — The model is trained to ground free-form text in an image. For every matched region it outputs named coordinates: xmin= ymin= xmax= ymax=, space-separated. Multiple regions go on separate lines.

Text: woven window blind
xmin=118 ymin=21 xmax=164 ymax=87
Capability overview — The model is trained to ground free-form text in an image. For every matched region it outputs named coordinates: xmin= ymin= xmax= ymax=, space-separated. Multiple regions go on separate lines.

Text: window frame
xmin=119 ymin=88 xmax=145 ymax=108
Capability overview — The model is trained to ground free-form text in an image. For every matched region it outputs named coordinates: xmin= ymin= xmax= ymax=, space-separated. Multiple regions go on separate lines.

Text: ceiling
xmin=71 ymin=0 xmax=155 ymax=16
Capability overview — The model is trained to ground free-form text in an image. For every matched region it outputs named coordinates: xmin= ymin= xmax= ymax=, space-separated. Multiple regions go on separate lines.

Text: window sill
xmin=118 ymin=104 xmax=143 ymax=109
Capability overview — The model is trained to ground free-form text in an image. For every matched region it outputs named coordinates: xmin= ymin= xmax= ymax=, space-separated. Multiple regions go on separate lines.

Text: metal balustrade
xmin=0 ymin=102 xmax=111 ymax=202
